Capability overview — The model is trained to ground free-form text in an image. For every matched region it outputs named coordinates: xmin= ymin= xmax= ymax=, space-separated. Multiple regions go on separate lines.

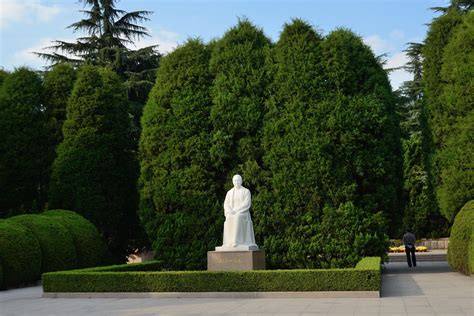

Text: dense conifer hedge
xmin=49 ymin=65 xmax=139 ymax=261
xmin=209 ymin=19 xmax=271 ymax=186
xmin=140 ymin=20 xmax=401 ymax=269
xmin=436 ymin=12 xmax=474 ymax=221
xmin=0 ymin=68 xmax=53 ymax=216
xmin=139 ymin=39 xmax=220 ymax=270
xmin=43 ymin=63 xmax=77 ymax=145
xmin=258 ymin=20 xmax=326 ymax=268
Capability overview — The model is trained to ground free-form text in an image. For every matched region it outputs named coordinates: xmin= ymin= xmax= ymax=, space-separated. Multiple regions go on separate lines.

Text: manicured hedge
xmin=42 ymin=257 xmax=381 ymax=293
xmin=41 ymin=210 xmax=107 ymax=268
xmin=7 ymin=214 xmax=78 ymax=273
xmin=448 ymin=200 xmax=474 ymax=275
xmin=0 ymin=220 xmax=42 ymax=288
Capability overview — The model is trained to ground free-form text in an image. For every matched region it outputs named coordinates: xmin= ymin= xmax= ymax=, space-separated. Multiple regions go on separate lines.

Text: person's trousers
xmin=405 ymin=246 xmax=416 ymax=267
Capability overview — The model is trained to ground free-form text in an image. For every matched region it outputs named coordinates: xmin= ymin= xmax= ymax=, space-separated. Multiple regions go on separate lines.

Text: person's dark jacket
xmin=403 ymin=232 xmax=416 ymax=248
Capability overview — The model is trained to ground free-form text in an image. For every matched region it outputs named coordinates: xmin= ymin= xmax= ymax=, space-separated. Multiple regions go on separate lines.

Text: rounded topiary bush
xmin=7 ymin=214 xmax=78 ymax=273
xmin=41 ymin=210 xmax=107 ymax=268
xmin=448 ymin=200 xmax=474 ymax=275
xmin=0 ymin=220 xmax=42 ymax=288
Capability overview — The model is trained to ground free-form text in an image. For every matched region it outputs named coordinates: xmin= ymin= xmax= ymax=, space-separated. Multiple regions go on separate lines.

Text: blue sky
xmin=0 ymin=0 xmax=447 ymax=89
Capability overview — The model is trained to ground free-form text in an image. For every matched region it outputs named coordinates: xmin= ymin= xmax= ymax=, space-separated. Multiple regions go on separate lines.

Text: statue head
xmin=232 ymin=174 xmax=243 ymax=188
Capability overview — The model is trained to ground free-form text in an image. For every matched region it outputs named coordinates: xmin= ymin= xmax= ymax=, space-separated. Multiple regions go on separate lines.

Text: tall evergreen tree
xmin=423 ymin=10 xmax=463 ymax=149
xmin=209 ymin=19 xmax=271 ymax=191
xmin=43 ymin=63 xmax=77 ymax=146
xmin=258 ymin=19 xmax=325 ymax=268
xmin=397 ymin=43 xmax=447 ymax=237
xmin=321 ymin=29 xmax=402 ymax=236
xmin=49 ymin=64 xmax=139 ymax=261
xmin=436 ymin=12 xmax=474 ymax=221
xmin=138 ymin=39 xmax=219 ymax=270
xmin=38 ymin=0 xmax=152 ymax=67
xmin=37 ymin=0 xmax=161 ymax=123
xmin=0 ymin=68 xmax=53 ymax=217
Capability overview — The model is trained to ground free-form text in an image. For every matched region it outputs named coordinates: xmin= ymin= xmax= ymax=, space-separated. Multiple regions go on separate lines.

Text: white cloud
xmin=364 ymin=34 xmax=411 ymax=90
xmin=385 ymin=52 xmax=410 ymax=91
xmin=131 ymin=29 xmax=179 ymax=55
xmin=12 ymin=28 xmax=179 ymax=69
xmin=363 ymin=35 xmax=394 ymax=56
xmin=13 ymin=37 xmax=75 ymax=68
xmin=0 ymin=0 xmax=60 ymax=28
xmin=385 ymin=51 xmax=408 ymax=69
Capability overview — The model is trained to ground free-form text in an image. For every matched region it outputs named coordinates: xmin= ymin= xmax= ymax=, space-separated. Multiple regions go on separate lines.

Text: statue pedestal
xmin=207 ymin=250 xmax=266 ymax=271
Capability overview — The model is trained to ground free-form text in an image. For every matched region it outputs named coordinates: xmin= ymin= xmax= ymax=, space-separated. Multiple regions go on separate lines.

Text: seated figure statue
xmin=216 ymin=174 xmax=258 ymax=251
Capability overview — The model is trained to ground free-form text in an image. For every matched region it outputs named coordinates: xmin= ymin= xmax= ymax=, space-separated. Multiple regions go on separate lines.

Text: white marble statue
xmin=215 ymin=174 xmax=258 ymax=251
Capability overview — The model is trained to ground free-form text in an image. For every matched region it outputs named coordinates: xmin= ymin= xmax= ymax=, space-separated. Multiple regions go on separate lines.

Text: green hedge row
xmin=0 ymin=210 xmax=107 ymax=289
xmin=448 ymin=200 xmax=474 ymax=275
xmin=42 ymin=257 xmax=381 ymax=293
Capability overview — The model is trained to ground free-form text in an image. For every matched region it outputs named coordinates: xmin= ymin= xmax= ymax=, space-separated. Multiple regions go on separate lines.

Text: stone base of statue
xmin=207 ymin=249 xmax=266 ymax=271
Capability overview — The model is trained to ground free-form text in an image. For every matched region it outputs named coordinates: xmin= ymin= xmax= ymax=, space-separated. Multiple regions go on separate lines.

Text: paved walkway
xmin=1 ymin=262 xmax=472 ymax=315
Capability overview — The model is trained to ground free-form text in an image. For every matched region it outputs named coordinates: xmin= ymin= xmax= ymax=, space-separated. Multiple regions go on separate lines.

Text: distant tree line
xmin=396 ymin=1 xmax=472 ymax=237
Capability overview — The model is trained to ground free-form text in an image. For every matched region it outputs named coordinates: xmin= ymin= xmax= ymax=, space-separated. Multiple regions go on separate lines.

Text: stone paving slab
xmin=1 ymin=261 xmax=472 ymax=315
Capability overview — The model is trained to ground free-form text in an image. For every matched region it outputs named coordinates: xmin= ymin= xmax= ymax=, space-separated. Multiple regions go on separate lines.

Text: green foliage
xmin=355 ymin=257 xmax=381 ymax=270
xmin=321 ymin=28 xmax=392 ymax=100
xmin=423 ymin=11 xmax=463 ymax=144
xmin=139 ymin=39 xmax=220 ymax=270
xmin=397 ymin=42 xmax=447 ymax=237
xmin=43 ymin=257 xmax=381 ymax=293
xmin=260 ymin=25 xmax=399 ymax=268
xmin=317 ymin=203 xmax=389 ymax=268
xmin=321 ymin=29 xmax=402 ymax=233
xmin=447 ymin=200 xmax=474 ymax=275
xmin=37 ymin=0 xmax=152 ymax=66
xmin=37 ymin=0 xmax=160 ymax=112
xmin=0 ymin=68 xmax=54 ymax=217
xmin=258 ymin=20 xmax=325 ymax=269
xmin=0 ymin=220 xmax=42 ymax=289
xmin=49 ymin=64 xmax=139 ymax=262
xmin=43 ymin=63 xmax=77 ymax=145
xmin=41 ymin=210 xmax=108 ymax=268
xmin=0 ymin=69 xmax=9 ymax=86
xmin=209 ymin=19 xmax=271 ymax=183
xmin=7 ymin=214 xmax=77 ymax=273
xmin=436 ymin=12 xmax=474 ymax=221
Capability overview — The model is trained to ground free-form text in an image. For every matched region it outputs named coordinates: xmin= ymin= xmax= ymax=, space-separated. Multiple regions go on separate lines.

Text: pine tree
xmin=49 ymin=64 xmax=139 ymax=261
xmin=139 ymin=39 xmax=218 ymax=270
xmin=37 ymin=0 xmax=161 ymax=120
xmin=0 ymin=68 xmax=53 ymax=216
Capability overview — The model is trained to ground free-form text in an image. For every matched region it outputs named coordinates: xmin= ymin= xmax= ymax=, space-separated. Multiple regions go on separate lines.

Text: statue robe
xmin=221 ymin=186 xmax=257 ymax=248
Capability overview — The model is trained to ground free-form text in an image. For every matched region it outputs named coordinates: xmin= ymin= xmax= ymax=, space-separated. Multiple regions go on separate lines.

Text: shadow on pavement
xmin=383 ymin=261 xmax=452 ymax=274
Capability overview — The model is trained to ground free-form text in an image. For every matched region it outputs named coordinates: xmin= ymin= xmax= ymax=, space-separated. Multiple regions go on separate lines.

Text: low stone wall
xmin=390 ymin=238 xmax=449 ymax=249
xmin=418 ymin=238 xmax=449 ymax=249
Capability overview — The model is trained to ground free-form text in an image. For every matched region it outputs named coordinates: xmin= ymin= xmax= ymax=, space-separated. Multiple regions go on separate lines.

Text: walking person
xmin=403 ymin=227 xmax=417 ymax=267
